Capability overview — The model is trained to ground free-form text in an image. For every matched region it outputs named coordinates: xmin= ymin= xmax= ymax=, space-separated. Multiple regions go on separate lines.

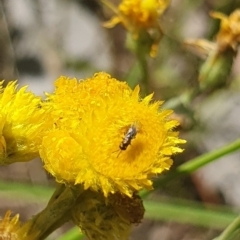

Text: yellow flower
xmin=0 ymin=211 xmax=21 ymax=240
xmin=184 ymin=9 xmax=240 ymax=56
xmin=71 ymin=190 xmax=144 ymax=240
xmin=102 ymin=0 xmax=170 ymax=57
xmin=210 ymin=9 xmax=240 ymax=52
xmin=183 ymin=10 xmax=240 ymax=91
xmin=0 ymin=81 xmax=51 ymax=164
xmin=40 ymin=72 xmax=185 ymax=197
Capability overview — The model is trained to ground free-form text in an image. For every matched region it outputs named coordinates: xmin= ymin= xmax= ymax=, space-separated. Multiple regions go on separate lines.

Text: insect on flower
xmin=120 ymin=124 xmax=138 ymax=151
xmin=114 ymin=123 xmax=139 ymax=158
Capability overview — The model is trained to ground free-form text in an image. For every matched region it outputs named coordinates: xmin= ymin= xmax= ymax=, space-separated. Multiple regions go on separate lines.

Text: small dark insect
xmin=119 ymin=124 xmax=138 ymax=151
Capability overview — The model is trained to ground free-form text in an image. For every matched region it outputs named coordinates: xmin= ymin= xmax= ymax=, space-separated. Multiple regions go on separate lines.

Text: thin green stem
xmin=214 ymin=215 xmax=240 ymax=240
xmin=178 ymin=138 xmax=240 ymax=173
xmin=127 ymin=31 xmax=151 ymax=94
xmin=144 ymin=200 xmax=237 ymax=230
xmin=137 ymin=51 xmax=149 ymax=94
xmin=141 ymin=138 xmax=240 ymax=198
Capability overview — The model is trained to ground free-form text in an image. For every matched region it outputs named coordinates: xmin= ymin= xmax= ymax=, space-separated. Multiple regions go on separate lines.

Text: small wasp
xmin=119 ymin=124 xmax=138 ymax=151
xmin=113 ymin=123 xmax=138 ymax=158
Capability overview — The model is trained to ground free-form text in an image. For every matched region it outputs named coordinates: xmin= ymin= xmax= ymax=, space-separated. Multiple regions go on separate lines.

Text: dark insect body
xmin=119 ymin=124 xmax=138 ymax=151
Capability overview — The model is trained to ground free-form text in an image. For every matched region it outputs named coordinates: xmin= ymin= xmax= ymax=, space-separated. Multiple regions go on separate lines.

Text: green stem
xmin=214 ymin=215 xmax=240 ymax=240
xmin=178 ymin=138 xmax=240 ymax=173
xmin=144 ymin=200 xmax=237 ymax=230
xmin=141 ymin=138 xmax=240 ymax=198
xmin=18 ymin=184 xmax=84 ymax=240
xmin=137 ymin=51 xmax=149 ymax=94
xmin=48 ymin=183 xmax=66 ymax=205
xmin=130 ymin=31 xmax=151 ymax=94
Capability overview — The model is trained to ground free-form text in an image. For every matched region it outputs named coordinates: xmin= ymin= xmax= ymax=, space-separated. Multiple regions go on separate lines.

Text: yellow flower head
xmin=40 ymin=72 xmax=185 ymax=197
xmin=0 ymin=211 xmax=21 ymax=240
xmin=71 ymin=190 xmax=143 ymax=240
xmin=0 ymin=81 xmax=51 ymax=164
xmin=210 ymin=9 xmax=240 ymax=51
xmin=184 ymin=10 xmax=240 ymax=91
xmin=103 ymin=0 xmax=170 ymax=57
